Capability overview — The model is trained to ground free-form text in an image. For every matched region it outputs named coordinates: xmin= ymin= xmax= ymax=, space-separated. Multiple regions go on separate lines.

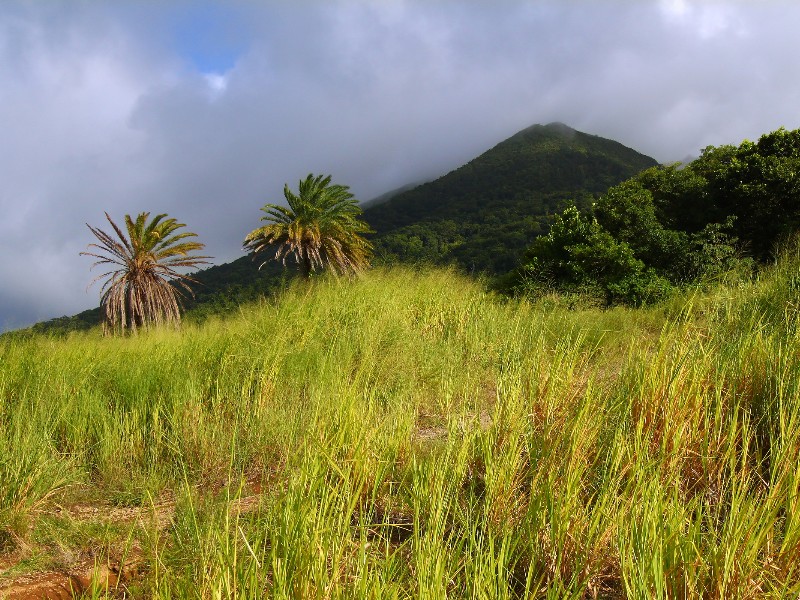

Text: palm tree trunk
xmin=299 ymin=255 xmax=312 ymax=279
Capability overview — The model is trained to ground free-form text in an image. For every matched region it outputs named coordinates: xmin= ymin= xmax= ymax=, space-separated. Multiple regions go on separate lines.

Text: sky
xmin=2 ymin=0 xmax=800 ymax=331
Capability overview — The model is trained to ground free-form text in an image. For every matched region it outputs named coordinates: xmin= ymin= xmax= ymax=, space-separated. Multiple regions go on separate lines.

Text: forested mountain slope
xmin=364 ymin=122 xmax=658 ymax=272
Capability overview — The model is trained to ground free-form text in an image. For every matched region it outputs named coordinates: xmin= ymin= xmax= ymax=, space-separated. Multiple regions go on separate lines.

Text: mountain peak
xmin=544 ymin=121 xmax=576 ymax=133
xmin=507 ymin=121 xmax=580 ymax=145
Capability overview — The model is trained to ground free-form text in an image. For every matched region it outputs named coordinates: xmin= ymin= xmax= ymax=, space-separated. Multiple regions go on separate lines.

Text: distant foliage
xmin=81 ymin=212 xmax=210 ymax=334
xmin=513 ymin=127 xmax=800 ymax=305
xmin=244 ymin=174 xmax=373 ymax=278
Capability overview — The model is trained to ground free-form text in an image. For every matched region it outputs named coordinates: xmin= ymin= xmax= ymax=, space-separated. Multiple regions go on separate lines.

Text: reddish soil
xmin=1 ymin=557 xmax=134 ymax=600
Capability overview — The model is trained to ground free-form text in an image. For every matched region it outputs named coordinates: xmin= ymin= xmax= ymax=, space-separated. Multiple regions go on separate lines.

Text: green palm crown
xmin=243 ymin=174 xmax=373 ymax=278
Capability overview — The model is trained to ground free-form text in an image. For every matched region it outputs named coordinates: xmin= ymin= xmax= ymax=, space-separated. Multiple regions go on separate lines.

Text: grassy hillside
xmin=2 ymin=259 xmax=800 ymax=597
xmin=366 ymin=122 xmax=658 ymax=273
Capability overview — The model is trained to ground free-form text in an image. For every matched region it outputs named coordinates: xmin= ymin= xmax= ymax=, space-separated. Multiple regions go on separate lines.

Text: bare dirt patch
xmin=0 ymin=489 xmax=264 ymax=600
xmin=0 ymin=554 xmax=139 ymax=600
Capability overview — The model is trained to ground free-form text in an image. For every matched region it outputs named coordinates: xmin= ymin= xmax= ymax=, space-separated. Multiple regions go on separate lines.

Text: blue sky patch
xmin=169 ymin=2 xmax=250 ymax=74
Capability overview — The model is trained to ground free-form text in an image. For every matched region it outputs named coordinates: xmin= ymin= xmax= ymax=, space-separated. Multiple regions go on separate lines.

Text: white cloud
xmin=659 ymin=0 xmax=691 ymax=18
xmin=659 ymin=0 xmax=748 ymax=39
xmin=204 ymin=72 xmax=228 ymax=96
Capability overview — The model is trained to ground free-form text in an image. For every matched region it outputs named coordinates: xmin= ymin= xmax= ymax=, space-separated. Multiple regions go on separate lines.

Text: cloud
xmin=658 ymin=0 xmax=747 ymax=39
xmin=2 ymin=1 xmax=800 ymax=330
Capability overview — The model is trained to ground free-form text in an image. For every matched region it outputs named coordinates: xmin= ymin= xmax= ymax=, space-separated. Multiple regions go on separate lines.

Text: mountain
xmin=364 ymin=122 xmax=658 ymax=273
xmin=13 ymin=122 xmax=657 ymax=336
xmin=360 ymin=181 xmax=426 ymax=209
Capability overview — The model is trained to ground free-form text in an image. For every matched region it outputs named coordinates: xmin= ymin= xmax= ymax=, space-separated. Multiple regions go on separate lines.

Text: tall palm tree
xmin=243 ymin=173 xmax=373 ymax=278
xmin=81 ymin=212 xmax=210 ymax=334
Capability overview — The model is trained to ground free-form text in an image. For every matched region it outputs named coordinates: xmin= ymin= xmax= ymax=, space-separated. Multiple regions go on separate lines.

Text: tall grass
xmin=2 ymin=263 xmax=800 ymax=597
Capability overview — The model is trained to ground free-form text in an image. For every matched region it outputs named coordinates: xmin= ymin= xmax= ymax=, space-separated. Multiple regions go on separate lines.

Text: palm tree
xmin=81 ymin=212 xmax=210 ymax=334
xmin=243 ymin=173 xmax=373 ymax=278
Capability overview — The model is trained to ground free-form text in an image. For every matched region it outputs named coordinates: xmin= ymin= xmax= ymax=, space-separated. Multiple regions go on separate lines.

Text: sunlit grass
xmin=2 ymin=263 xmax=800 ymax=597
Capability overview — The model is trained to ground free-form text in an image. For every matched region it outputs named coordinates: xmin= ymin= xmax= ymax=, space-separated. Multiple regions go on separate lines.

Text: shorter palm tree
xmin=81 ymin=212 xmax=210 ymax=334
xmin=244 ymin=173 xmax=373 ymax=278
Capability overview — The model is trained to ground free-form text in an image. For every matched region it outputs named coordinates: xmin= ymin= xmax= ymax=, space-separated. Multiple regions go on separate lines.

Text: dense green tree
xmin=718 ymin=129 xmax=800 ymax=258
xmin=81 ymin=212 xmax=210 ymax=334
xmin=513 ymin=173 xmax=739 ymax=304
xmin=513 ymin=127 xmax=800 ymax=305
xmin=636 ymin=164 xmax=709 ymax=232
xmin=244 ymin=174 xmax=373 ymax=278
xmin=593 ymin=179 xmax=687 ymax=275
xmin=682 ymin=216 xmax=742 ymax=281
xmin=631 ymin=129 xmax=800 ymax=261
xmin=514 ymin=206 xmax=670 ymax=305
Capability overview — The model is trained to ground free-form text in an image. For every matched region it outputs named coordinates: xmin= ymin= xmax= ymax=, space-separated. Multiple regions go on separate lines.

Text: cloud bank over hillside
xmin=2 ymin=1 xmax=800 ymax=329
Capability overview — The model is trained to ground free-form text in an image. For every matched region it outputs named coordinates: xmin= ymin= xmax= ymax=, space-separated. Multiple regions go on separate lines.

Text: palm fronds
xmin=81 ymin=212 xmax=211 ymax=334
xmin=243 ymin=174 xmax=373 ymax=278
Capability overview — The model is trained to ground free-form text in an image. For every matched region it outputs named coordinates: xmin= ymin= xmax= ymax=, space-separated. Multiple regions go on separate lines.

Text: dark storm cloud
xmin=2 ymin=1 xmax=800 ymax=330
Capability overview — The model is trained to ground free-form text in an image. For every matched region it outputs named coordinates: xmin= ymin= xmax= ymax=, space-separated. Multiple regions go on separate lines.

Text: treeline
xmin=507 ymin=127 xmax=800 ymax=304
xmin=373 ymin=193 xmax=584 ymax=274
